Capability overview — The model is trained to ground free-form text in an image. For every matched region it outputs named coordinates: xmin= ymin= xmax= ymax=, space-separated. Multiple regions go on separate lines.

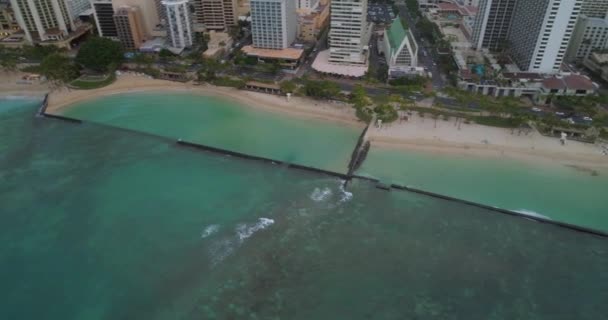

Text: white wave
xmin=513 ymin=209 xmax=551 ymax=220
xmin=310 ymin=187 xmax=333 ymax=202
xmin=200 ymin=224 xmax=220 ymax=238
xmin=338 ymin=183 xmax=353 ymax=203
xmin=236 ymin=217 xmax=275 ymax=242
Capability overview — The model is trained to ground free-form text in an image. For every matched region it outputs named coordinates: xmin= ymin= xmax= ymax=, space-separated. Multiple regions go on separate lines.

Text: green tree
xmin=76 ymin=37 xmax=123 ymax=72
xmin=280 ymin=80 xmax=297 ymax=94
xmin=39 ymin=53 xmax=79 ymax=86
xmin=350 ymin=84 xmax=368 ymax=108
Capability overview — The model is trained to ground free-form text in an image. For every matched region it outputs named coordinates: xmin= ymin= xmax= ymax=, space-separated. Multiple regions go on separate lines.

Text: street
xmin=396 ymin=3 xmax=445 ymax=89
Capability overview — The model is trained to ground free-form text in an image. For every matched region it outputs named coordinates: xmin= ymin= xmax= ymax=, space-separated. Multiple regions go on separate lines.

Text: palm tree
xmin=432 ymin=113 xmax=439 ymax=128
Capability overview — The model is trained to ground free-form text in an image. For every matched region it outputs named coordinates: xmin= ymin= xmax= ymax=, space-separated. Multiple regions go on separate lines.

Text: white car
xmin=555 ymin=112 xmax=565 ymax=116
xmin=532 ymin=107 xmax=542 ymax=112
xmin=583 ymin=116 xmax=593 ymax=121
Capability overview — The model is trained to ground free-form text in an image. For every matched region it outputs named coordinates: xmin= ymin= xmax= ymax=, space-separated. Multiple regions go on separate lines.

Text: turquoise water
xmin=61 ymin=92 xmax=361 ymax=173
xmin=358 ymin=146 xmax=608 ymax=231
xmin=2 ymin=98 xmax=608 ymax=319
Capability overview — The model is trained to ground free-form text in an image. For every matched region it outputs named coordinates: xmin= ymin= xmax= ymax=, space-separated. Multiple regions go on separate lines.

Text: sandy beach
xmin=45 ymin=74 xmax=362 ymax=126
xmin=6 ymin=71 xmax=605 ymax=167
xmin=0 ymin=71 xmax=49 ymax=98
xmin=368 ymin=114 xmax=608 ymax=168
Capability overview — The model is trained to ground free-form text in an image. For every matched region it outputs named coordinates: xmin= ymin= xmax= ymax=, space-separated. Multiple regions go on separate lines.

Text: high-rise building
xmin=9 ymin=0 xmax=76 ymax=43
xmin=191 ymin=0 xmax=237 ymax=31
xmin=566 ymin=14 xmax=608 ymax=62
xmin=250 ymin=0 xmax=296 ymax=49
xmin=113 ymin=0 xmax=163 ymax=38
xmin=581 ymin=0 xmax=608 ymax=18
xmin=457 ymin=0 xmax=480 ymax=6
xmin=114 ymin=6 xmax=145 ymax=51
xmin=328 ymin=0 xmax=372 ymax=65
xmin=91 ymin=0 xmax=117 ymax=37
xmin=162 ymin=0 xmax=193 ymax=49
xmin=471 ymin=0 xmax=516 ymax=51
xmin=65 ymin=0 xmax=90 ymax=19
xmin=508 ymin=0 xmax=582 ymax=73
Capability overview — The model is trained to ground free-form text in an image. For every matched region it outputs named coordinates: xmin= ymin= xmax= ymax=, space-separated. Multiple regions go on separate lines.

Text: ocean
xmin=1 ymin=97 xmax=607 ymax=319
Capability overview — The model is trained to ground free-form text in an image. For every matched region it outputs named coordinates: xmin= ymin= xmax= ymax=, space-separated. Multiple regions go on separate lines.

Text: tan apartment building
xmin=191 ymin=0 xmax=237 ymax=31
xmin=297 ymin=3 xmax=328 ymax=42
xmin=112 ymin=0 xmax=164 ymax=38
xmin=114 ymin=6 xmax=145 ymax=51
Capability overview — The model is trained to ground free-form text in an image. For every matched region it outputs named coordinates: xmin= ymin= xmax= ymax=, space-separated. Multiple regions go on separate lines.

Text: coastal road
xmin=396 ymin=3 xmax=445 ymax=89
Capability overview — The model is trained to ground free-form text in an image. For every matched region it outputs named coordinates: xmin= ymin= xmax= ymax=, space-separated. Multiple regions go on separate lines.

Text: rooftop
xmin=386 ymin=18 xmax=407 ymax=56
xmin=542 ymin=74 xmax=596 ymax=91
xmin=242 ymin=46 xmax=304 ymax=60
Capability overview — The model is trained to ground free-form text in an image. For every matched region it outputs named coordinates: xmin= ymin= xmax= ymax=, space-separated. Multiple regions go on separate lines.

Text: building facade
xmin=0 ymin=3 xmax=19 ymax=38
xmin=297 ymin=3 xmax=329 ymax=41
xmin=113 ymin=0 xmax=163 ymax=38
xmin=580 ymin=0 xmax=608 ymax=18
xmin=65 ymin=0 xmax=90 ymax=19
xmin=250 ymin=0 xmax=296 ymax=49
xmin=9 ymin=0 xmax=76 ymax=42
xmin=91 ymin=0 xmax=117 ymax=38
xmin=297 ymin=0 xmax=319 ymax=11
xmin=114 ymin=6 xmax=145 ymax=51
xmin=566 ymin=14 xmax=608 ymax=62
xmin=471 ymin=0 xmax=516 ymax=51
xmin=328 ymin=0 xmax=372 ymax=65
xmin=508 ymin=0 xmax=582 ymax=73
xmin=162 ymin=0 xmax=193 ymax=49
xmin=191 ymin=0 xmax=237 ymax=31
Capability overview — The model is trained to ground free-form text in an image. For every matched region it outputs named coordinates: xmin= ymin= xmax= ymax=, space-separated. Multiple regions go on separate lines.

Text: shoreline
xmin=369 ymin=137 xmax=608 ymax=170
xmin=45 ymin=74 xmax=363 ymax=127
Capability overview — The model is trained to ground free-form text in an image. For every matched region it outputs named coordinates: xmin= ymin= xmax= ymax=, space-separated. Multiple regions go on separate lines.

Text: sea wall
xmin=37 ymin=108 xmax=608 ymax=239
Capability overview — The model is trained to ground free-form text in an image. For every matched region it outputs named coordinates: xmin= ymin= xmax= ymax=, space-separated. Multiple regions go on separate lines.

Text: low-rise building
xmin=202 ymin=31 xmax=232 ymax=58
xmin=458 ymin=72 xmax=597 ymax=103
xmin=241 ymin=45 xmax=304 ymax=69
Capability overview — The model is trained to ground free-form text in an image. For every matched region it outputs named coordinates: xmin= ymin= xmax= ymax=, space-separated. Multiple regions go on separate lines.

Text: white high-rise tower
xmin=9 ymin=0 xmax=75 ymax=43
xmin=162 ymin=0 xmax=193 ymax=49
xmin=328 ymin=0 xmax=372 ymax=65
xmin=508 ymin=0 xmax=582 ymax=73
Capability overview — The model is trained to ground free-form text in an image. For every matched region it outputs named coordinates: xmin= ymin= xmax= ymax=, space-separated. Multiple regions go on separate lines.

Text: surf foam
xmin=201 ymin=224 xmax=220 ymax=238
xmin=236 ymin=217 xmax=275 ymax=242
xmin=310 ymin=187 xmax=332 ymax=202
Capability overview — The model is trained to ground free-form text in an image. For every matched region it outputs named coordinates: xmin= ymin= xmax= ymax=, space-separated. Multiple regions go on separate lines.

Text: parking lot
xmin=368 ymin=3 xmax=395 ymax=25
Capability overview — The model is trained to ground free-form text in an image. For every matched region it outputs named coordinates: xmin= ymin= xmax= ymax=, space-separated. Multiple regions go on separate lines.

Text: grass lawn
xmin=69 ymin=73 xmax=116 ymax=89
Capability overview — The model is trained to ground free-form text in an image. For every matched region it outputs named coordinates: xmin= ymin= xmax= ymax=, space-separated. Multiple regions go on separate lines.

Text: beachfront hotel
xmin=9 ymin=0 xmax=76 ymax=43
xmin=242 ymin=0 xmax=302 ymax=69
xmin=190 ymin=0 xmax=238 ymax=31
xmin=508 ymin=0 xmax=582 ymax=73
xmin=380 ymin=18 xmax=419 ymax=79
xmin=250 ymin=0 xmax=297 ymax=49
xmin=162 ymin=0 xmax=193 ymax=50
